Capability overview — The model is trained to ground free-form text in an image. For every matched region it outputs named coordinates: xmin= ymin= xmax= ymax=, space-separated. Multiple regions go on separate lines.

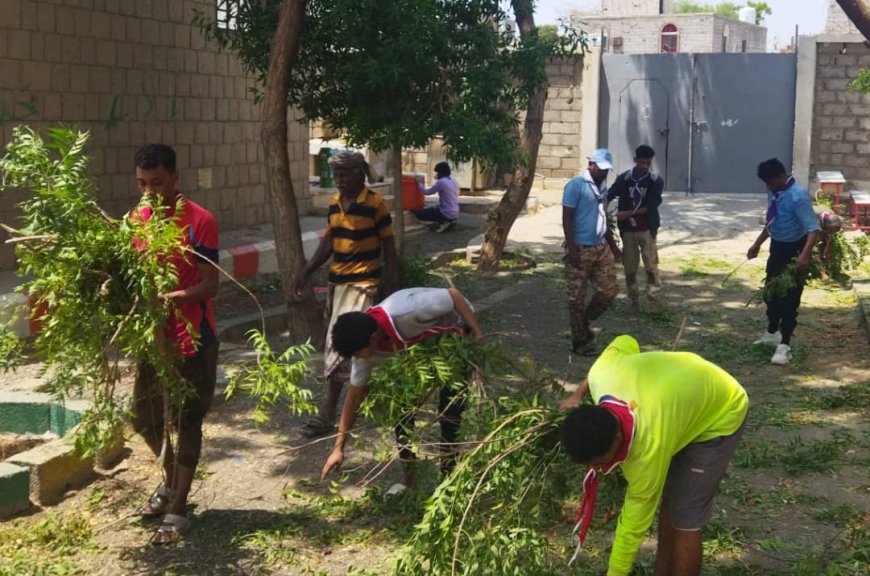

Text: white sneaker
xmin=384 ymin=483 xmax=407 ymax=500
xmin=754 ymin=331 xmax=782 ymax=347
xmin=770 ymin=344 xmax=792 ymax=365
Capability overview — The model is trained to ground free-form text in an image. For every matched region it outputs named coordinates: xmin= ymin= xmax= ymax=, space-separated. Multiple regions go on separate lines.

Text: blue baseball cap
xmin=587 ymin=148 xmax=613 ymax=170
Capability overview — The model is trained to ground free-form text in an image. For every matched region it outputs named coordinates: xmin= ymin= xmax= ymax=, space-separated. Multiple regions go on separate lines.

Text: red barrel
xmin=401 ymin=175 xmax=424 ymax=212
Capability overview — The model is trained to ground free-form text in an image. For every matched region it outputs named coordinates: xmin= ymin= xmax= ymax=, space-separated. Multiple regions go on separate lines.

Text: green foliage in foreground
xmin=0 ymin=126 xmax=186 ymax=456
xmin=0 ymin=513 xmax=95 ymax=576
xmin=224 ymin=330 xmax=316 ymax=426
xmin=394 ymin=396 xmax=571 ymax=575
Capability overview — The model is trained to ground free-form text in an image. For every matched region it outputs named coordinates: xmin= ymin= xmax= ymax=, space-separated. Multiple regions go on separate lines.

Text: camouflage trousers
xmin=621 ymin=230 xmax=661 ymax=305
xmin=565 ymin=244 xmax=619 ymax=343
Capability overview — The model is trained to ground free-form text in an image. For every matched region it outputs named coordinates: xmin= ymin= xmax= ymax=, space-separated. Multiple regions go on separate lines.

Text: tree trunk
xmin=476 ymin=0 xmax=547 ymax=273
xmin=392 ymin=145 xmax=405 ymax=252
xmin=261 ymin=0 xmax=323 ymax=344
xmin=836 ymin=0 xmax=870 ymax=42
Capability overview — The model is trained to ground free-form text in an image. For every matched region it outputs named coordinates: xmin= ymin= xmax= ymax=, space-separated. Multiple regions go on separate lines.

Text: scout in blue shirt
xmin=562 ymin=149 xmax=622 ymax=356
xmin=747 ymin=158 xmax=819 ymax=365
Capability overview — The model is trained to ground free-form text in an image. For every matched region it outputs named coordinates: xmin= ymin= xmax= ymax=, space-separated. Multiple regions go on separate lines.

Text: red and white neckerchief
xmin=365 ymin=305 xmax=464 ymax=352
xmin=568 ymin=396 xmax=637 ymax=566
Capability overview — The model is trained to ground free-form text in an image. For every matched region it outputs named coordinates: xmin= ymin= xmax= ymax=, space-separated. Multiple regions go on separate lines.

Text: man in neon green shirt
xmin=560 ymin=335 xmax=748 ymax=576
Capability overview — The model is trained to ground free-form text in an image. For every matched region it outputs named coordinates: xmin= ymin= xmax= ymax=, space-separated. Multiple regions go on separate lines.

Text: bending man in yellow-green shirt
xmin=560 ymin=335 xmax=748 ymax=576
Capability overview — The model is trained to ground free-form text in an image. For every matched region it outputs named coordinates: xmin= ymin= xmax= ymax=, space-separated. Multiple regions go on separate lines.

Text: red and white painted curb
xmin=1 ymin=229 xmax=324 ymax=338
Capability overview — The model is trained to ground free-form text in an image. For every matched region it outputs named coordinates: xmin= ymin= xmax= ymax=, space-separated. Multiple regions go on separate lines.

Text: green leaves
xmin=394 ymin=396 xmax=571 ymax=575
xmin=0 ymin=126 xmax=185 ymax=456
xmin=197 ymin=1 xmax=587 ymax=168
xmin=224 ymin=330 xmax=316 ymax=426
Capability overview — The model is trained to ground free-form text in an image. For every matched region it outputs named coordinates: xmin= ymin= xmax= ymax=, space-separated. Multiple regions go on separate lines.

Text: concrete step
xmin=0 ymin=462 xmax=30 ymax=517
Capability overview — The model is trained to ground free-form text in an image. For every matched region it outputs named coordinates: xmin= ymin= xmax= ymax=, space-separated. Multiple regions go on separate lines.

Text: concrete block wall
xmin=712 ymin=18 xmax=767 ymax=53
xmin=0 ymin=0 xmax=309 ymax=270
xmin=573 ymin=14 xmax=766 ymax=54
xmin=811 ymin=41 xmax=870 ymax=186
xmin=600 ymin=0 xmax=661 ymax=17
xmin=538 ymin=58 xmax=584 ymax=180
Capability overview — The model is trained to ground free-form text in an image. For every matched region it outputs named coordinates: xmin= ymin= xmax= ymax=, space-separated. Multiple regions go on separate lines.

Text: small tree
xmin=747 ymin=1 xmax=772 ymax=25
xmin=257 ymin=0 xmax=323 ymax=344
xmin=477 ymin=2 xmax=588 ymax=272
xmin=200 ymin=1 xmax=583 ymax=257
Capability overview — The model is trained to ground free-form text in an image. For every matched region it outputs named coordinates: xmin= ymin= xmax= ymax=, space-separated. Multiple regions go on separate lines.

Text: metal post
xmin=687 ymin=53 xmax=696 ymax=196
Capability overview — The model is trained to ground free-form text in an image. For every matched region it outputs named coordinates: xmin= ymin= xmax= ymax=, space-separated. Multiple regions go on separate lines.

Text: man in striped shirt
xmin=294 ymin=150 xmax=397 ymax=437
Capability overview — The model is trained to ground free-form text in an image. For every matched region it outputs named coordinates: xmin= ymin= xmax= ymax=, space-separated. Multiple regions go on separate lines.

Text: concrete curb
xmin=0 ymin=392 xmax=124 ymax=516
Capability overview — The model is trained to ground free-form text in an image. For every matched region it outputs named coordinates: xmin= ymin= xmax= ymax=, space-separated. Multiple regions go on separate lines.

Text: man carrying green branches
xmin=747 ymin=158 xmax=819 ymax=365
xmin=560 ymin=335 xmax=748 ymax=576
xmin=130 ymin=144 xmax=220 ymax=545
xmin=320 ymin=287 xmax=483 ymax=496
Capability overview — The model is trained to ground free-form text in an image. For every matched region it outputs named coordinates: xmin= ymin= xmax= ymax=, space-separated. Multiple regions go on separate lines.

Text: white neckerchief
xmin=582 ymin=170 xmax=608 ymax=241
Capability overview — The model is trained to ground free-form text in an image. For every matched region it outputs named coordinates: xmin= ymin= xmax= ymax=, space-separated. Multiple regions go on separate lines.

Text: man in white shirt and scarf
xmin=562 ymin=149 xmax=622 ymax=356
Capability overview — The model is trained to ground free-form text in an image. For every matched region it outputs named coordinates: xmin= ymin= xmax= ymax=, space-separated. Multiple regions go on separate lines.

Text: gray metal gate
xmin=600 ymin=53 xmax=796 ymax=194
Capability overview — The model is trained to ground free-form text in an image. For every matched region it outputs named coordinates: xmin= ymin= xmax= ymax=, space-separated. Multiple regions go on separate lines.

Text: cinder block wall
xmin=574 ymin=15 xmax=766 ymax=54
xmin=810 ymin=41 xmax=870 ymax=187
xmin=537 ymin=57 xmax=584 ymax=180
xmin=0 ymin=0 xmax=309 ymax=270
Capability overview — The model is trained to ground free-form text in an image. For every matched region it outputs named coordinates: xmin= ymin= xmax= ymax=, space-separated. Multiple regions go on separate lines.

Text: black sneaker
xmin=436 ymin=220 xmax=456 ymax=233
xmin=571 ymin=339 xmax=597 ymax=356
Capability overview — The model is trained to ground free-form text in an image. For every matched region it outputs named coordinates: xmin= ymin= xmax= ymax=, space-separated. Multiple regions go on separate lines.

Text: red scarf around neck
xmin=568 ymin=396 xmax=636 ymax=566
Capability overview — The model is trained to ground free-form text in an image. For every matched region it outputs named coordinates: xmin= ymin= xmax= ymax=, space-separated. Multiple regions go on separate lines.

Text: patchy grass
xmin=0 ymin=513 xmax=96 ymax=576
xmin=780 ymin=431 xmax=853 ymax=476
xmin=678 ymin=256 xmax=738 ymax=278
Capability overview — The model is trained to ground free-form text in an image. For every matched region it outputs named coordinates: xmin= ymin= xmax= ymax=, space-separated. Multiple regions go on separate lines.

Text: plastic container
xmin=318 ymin=147 xmax=334 ymax=188
xmin=401 ymin=174 xmax=425 ymax=212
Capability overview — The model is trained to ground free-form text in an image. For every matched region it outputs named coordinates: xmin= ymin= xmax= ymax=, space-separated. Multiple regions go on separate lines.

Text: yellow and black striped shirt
xmin=327 ymin=188 xmax=394 ymax=285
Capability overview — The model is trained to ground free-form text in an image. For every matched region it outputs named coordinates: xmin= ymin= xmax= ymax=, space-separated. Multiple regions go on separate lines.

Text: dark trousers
xmin=765 ymin=237 xmax=807 ymax=345
xmin=394 ymin=383 xmax=466 ymax=475
xmin=413 ymin=206 xmax=451 ymax=223
xmin=133 ymin=340 xmax=219 ymax=468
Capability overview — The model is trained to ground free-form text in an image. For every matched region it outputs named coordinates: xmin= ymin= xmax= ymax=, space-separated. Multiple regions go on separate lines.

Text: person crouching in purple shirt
xmin=414 ymin=161 xmax=460 ymax=232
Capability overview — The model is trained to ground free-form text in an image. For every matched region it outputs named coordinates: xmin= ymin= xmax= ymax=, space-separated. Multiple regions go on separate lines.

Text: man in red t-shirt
xmin=131 ymin=144 xmax=219 ymax=545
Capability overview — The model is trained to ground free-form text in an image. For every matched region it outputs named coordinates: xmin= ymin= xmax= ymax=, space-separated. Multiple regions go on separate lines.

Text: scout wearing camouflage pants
xmin=565 ymin=245 xmax=620 ymax=351
xmin=562 ymin=149 xmax=622 ymax=355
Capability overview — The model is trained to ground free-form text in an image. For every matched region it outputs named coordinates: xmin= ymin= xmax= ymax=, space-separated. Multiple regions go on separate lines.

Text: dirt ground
xmin=1 ymin=208 xmax=868 ymax=576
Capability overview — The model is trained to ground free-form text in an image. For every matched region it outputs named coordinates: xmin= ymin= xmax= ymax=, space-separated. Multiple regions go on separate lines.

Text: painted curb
xmin=0 ymin=230 xmax=324 ymax=338
xmin=0 ymin=462 xmax=30 ymax=517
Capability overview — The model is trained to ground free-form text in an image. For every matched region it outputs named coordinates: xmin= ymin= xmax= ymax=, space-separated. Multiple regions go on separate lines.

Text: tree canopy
xmin=197 ymin=0 xmax=583 ymax=167
xmin=673 ymin=1 xmax=772 ymax=25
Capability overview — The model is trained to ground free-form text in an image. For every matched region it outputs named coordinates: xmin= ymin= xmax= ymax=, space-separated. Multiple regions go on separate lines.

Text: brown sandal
xmin=299 ymin=414 xmax=335 ymax=438
xmin=139 ymin=485 xmax=171 ymax=519
xmin=149 ymin=513 xmax=189 ymax=546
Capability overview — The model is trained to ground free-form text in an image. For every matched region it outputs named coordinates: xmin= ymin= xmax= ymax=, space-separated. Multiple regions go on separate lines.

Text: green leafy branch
xmin=224 ymin=330 xmax=316 ymax=426
xmin=0 ymin=126 xmax=188 ymax=457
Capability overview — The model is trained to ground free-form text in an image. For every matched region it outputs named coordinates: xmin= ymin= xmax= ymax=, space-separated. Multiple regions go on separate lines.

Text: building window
xmin=741 ymin=39 xmax=747 ymax=53
xmin=722 ymin=35 xmax=728 ymax=52
xmin=661 ymin=24 xmax=679 ymax=53
xmin=612 ymin=36 xmax=624 ymax=54
xmin=216 ymin=0 xmax=243 ymax=30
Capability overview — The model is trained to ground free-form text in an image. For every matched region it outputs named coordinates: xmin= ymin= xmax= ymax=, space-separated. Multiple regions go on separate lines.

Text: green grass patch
xmin=780 ymin=431 xmax=853 ymax=476
xmin=0 ymin=513 xmax=96 ymax=576
xmin=812 ymin=501 xmax=864 ymax=525
xmin=678 ymin=256 xmax=737 ymax=278
xmin=801 ymin=384 xmax=870 ymax=411
xmin=733 ymin=439 xmax=776 ymax=469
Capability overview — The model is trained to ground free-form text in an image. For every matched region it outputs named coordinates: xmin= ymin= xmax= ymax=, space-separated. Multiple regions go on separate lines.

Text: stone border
xmin=0 ymin=392 xmax=124 ymax=518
